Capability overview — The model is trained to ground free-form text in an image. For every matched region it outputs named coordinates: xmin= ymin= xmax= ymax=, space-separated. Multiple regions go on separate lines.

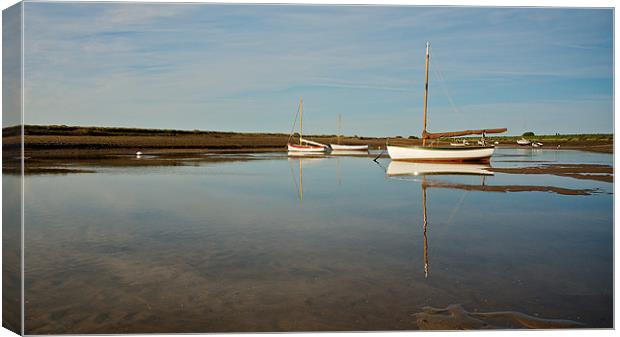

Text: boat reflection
xmin=387 ymin=161 xmax=493 ymax=177
xmin=329 ymin=150 xmax=369 ymax=156
xmin=386 ymin=161 xmax=494 ymax=278
xmin=287 ymin=151 xmax=328 ymax=158
xmin=288 ymin=156 xmax=327 ymax=204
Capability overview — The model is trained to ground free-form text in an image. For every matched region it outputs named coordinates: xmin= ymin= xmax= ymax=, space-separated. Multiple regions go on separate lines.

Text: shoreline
xmin=2 ymin=125 xmax=613 ymax=159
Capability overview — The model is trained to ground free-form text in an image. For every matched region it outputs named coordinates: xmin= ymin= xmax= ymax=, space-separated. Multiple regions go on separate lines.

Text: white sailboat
xmin=287 ymin=98 xmax=328 ymax=153
xmin=329 ymin=114 xmax=369 ymax=152
xmin=387 ymin=42 xmax=507 ymax=162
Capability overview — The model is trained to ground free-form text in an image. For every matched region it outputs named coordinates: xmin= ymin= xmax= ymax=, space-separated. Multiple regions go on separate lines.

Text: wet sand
xmin=492 ymin=164 xmax=613 ymax=183
xmin=423 ymin=180 xmax=598 ymax=196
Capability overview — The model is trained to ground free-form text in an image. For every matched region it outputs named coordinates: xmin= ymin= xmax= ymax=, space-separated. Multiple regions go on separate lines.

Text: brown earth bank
xmin=2 ymin=125 xmax=613 ymax=159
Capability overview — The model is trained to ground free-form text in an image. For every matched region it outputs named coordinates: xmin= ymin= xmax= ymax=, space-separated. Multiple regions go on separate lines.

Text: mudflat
xmin=2 ymin=126 xmax=613 ymax=159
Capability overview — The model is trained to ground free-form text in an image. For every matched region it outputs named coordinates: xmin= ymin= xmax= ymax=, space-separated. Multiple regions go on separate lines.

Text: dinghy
xmin=387 ymin=42 xmax=507 ymax=162
xmin=330 ymin=144 xmax=369 ymax=151
xmin=287 ymin=98 xmax=328 ymax=153
xmin=329 ymin=114 xmax=369 ymax=152
xmin=517 ymin=138 xmax=531 ymax=146
xmin=449 ymin=140 xmax=469 ymax=147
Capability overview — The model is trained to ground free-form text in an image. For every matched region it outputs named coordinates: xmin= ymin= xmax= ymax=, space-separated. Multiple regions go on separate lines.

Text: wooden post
xmin=422 ymin=41 xmax=430 ymax=147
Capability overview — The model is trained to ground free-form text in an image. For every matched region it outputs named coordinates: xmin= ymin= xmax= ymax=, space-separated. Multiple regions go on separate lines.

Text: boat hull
xmin=287 ymin=143 xmax=327 ymax=153
xmin=387 ymin=145 xmax=495 ymax=162
xmin=329 ymin=144 xmax=369 ymax=151
xmin=517 ymin=139 xmax=531 ymax=146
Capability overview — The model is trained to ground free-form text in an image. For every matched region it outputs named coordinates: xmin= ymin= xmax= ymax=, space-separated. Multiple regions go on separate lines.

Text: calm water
xmin=21 ymin=148 xmax=612 ymax=333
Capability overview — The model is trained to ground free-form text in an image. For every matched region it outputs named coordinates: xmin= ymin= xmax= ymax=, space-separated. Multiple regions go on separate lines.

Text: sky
xmin=10 ymin=2 xmax=614 ymax=136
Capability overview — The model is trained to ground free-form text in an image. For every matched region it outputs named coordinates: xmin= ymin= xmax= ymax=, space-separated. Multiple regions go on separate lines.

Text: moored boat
xmin=517 ymin=138 xmax=531 ymax=146
xmin=287 ymin=98 xmax=328 ymax=153
xmin=387 ymin=145 xmax=496 ymax=162
xmin=450 ymin=140 xmax=469 ymax=147
xmin=330 ymin=144 xmax=369 ymax=151
xmin=387 ymin=42 xmax=507 ymax=162
xmin=329 ymin=114 xmax=369 ymax=152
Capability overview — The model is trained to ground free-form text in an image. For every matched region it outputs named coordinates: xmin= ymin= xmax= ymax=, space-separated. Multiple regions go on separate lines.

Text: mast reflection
xmin=387 ymin=161 xmax=493 ymax=278
xmin=288 ymin=154 xmax=327 ymax=205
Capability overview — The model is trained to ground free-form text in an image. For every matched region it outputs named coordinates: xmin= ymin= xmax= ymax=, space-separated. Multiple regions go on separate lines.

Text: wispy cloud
xmin=19 ymin=3 xmax=613 ymax=136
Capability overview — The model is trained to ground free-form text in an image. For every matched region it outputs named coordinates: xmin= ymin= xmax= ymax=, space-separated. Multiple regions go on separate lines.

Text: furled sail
xmin=300 ymin=138 xmax=327 ymax=147
xmin=422 ymin=128 xmax=507 ymax=140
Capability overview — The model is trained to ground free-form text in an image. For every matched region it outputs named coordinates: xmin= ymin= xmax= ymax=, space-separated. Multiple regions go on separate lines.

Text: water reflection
xmin=21 ymin=150 xmax=612 ymax=332
xmin=386 ymin=160 xmax=599 ymax=196
xmin=386 ymin=162 xmax=494 ymax=279
xmin=288 ymin=156 xmax=327 ymax=204
xmin=387 ymin=161 xmax=493 ymax=177
xmin=330 ymin=150 xmax=369 ymax=156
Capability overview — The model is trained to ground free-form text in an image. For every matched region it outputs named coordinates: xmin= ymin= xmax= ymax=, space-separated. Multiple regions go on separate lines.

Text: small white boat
xmin=450 ymin=140 xmax=469 ymax=147
xmin=329 ymin=114 xmax=369 ymax=152
xmin=330 ymin=144 xmax=369 ymax=151
xmin=387 ymin=42 xmax=506 ymax=162
xmin=517 ymin=138 xmax=531 ymax=146
xmin=532 ymin=142 xmax=543 ymax=148
xmin=287 ymin=98 xmax=328 ymax=153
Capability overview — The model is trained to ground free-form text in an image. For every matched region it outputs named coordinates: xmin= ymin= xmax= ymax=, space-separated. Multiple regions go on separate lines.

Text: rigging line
xmin=373 ymin=148 xmax=387 ymax=162
xmin=429 ymin=187 xmax=468 ymax=255
xmin=372 ymin=156 xmax=388 ymax=172
xmin=432 ymin=58 xmax=462 ymax=115
xmin=445 ymin=189 xmax=468 ymax=227
xmin=287 ymin=102 xmax=301 ymax=143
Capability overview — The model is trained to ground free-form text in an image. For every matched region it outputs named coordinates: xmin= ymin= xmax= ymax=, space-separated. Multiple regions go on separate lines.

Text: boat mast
xmin=337 ymin=114 xmax=342 ymax=144
xmin=299 ymin=97 xmax=303 ymax=146
xmin=422 ymin=41 xmax=430 ymax=147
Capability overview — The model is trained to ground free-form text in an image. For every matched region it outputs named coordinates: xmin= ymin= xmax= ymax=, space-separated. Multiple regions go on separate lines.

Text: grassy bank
xmin=2 ymin=125 xmax=613 ymax=155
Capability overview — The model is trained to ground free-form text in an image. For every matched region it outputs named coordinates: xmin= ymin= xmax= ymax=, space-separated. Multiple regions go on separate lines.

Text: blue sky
xmin=18 ymin=3 xmax=613 ymax=136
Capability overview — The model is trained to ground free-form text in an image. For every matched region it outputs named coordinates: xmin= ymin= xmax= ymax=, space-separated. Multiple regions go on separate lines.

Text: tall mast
xmin=337 ymin=114 xmax=342 ymax=144
xmin=422 ymin=41 xmax=430 ymax=147
xmin=299 ymin=97 xmax=303 ymax=146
